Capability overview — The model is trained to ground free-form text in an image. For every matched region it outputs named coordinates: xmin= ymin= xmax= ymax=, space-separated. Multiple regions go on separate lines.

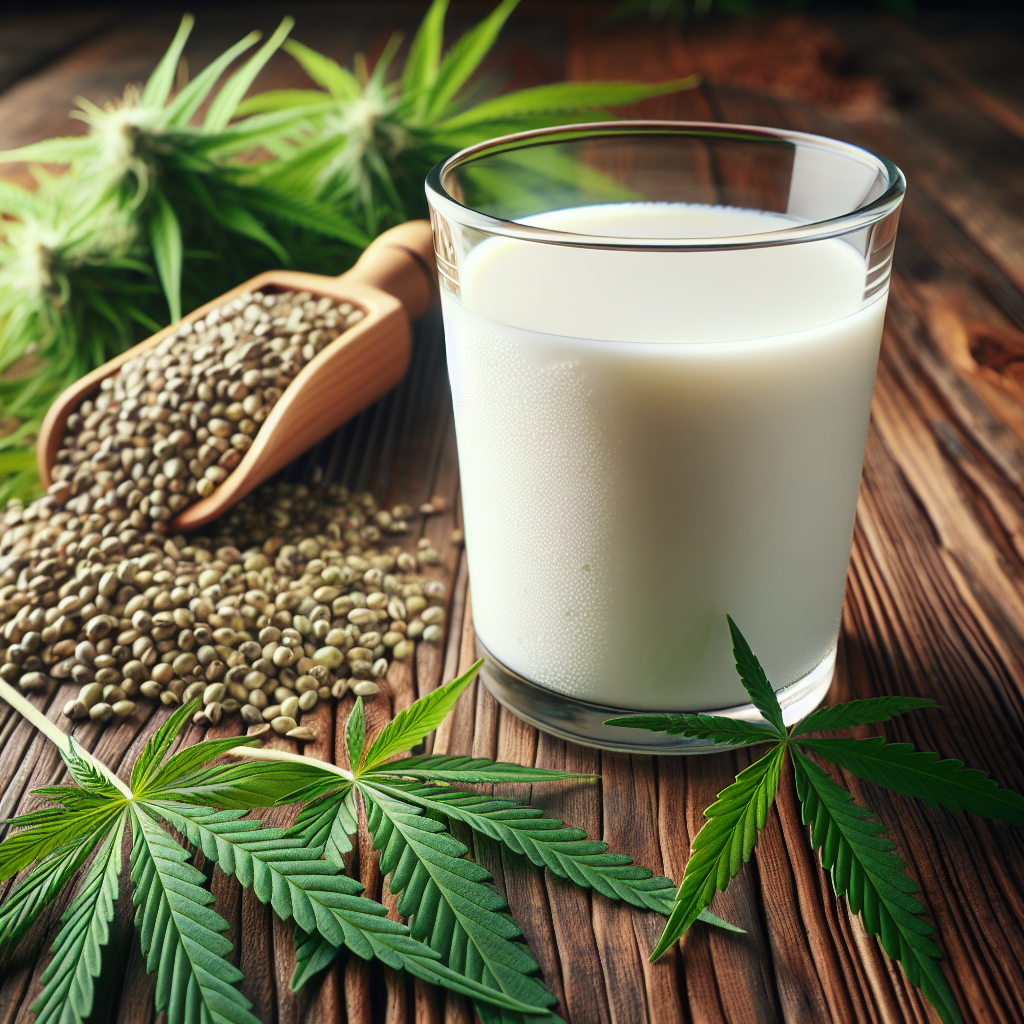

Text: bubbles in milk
xmin=444 ymin=298 xmax=620 ymax=697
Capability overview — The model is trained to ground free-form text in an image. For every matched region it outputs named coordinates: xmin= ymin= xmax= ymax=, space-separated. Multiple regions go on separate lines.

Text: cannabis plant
xmin=0 ymin=14 xmax=366 ymax=326
xmin=0 ymin=172 xmax=155 ymax=504
xmin=0 ymin=663 xmax=734 ymax=1024
xmin=0 ymin=3 xmax=697 ymax=504
xmin=239 ymin=0 xmax=698 ymax=233
xmin=609 ymin=617 xmax=1024 ymax=1024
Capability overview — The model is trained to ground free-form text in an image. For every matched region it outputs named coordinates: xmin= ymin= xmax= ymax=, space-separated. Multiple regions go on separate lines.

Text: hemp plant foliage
xmin=0 ymin=662 xmax=735 ymax=1024
xmin=608 ymin=617 xmax=1024 ymax=1024
xmin=237 ymin=0 xmax=697 ymax=234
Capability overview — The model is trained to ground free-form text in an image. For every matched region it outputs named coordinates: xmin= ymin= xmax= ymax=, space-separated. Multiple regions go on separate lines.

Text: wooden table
xmin=1 ymin=5 xmax=1022 ymax=1022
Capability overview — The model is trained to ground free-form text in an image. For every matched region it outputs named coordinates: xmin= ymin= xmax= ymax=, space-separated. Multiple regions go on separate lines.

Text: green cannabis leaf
xmin=30 ymin=816 xmax=126 ymax=1024
xmin=129 ymin=803 xmax=261 ymax=1024
xmin=608 ymin=618 xmax=1024 ymax=1024
xmin=791 ymin=751 xmax=962 ymax=1024
xmin=0 ymin=659 xmax=737 ymax=1024
xmin=361 ymin=657 xmax=480 ymax=770
xmin=208 ymin=656 xmax=739 ymax=1021
xmin=649 ymin=744 xmax=784 ymax=960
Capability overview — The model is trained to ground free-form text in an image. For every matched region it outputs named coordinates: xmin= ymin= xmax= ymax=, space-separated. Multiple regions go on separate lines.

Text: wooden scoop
xmin=37 ymin=220 xmax=438 ymax=533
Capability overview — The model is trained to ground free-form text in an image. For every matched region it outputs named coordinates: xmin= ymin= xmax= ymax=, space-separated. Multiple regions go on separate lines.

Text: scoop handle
xmin=341 ymin=220 xmax=438 ymax=318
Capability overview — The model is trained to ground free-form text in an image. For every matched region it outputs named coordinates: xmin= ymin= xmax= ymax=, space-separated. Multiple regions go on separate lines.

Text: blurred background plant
xmin=239 ymin=0 xmax=693 ymax=234
xmin=0 ymin=0 xmax=697 ymax=504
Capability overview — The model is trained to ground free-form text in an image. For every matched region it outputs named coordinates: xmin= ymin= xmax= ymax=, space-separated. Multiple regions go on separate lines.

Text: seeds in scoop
xmin=49 ymin=291 xmax=363 ymax=532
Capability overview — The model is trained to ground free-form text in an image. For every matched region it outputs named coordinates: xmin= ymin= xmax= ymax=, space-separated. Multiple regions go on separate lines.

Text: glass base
xmin=476 ymin=637 xmax=835 ymax=754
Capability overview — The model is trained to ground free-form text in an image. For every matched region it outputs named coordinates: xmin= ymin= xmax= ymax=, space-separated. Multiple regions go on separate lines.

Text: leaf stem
xmin=0 ymin=679 xmax=133 ymax=797
xmin=225 ymin=744 xmax=356 ymax=781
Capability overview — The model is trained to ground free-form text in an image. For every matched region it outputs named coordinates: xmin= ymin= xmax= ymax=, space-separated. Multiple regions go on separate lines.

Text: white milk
xmin=441 ymin=203 xmax=885 ymax=711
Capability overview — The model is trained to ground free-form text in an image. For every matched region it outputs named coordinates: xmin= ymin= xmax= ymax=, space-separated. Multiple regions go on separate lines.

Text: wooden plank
xmin=814 ymin=18 xmax=1024 ymax=294
xmin=874 ymin=13 xmax=1024 ymax=137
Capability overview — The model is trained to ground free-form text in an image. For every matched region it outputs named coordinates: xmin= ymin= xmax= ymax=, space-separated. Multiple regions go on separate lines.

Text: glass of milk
xmin=425 ymin=122 xmax=905 ymax=753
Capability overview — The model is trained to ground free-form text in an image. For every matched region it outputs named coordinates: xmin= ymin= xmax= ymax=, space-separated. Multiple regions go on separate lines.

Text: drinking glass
xmin=425 ymin=121 xmax=905 ymax=753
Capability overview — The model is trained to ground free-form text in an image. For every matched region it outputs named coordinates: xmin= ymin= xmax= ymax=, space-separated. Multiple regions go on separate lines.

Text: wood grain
xmin=1 ymin=6 xmax=1023 ymax=1024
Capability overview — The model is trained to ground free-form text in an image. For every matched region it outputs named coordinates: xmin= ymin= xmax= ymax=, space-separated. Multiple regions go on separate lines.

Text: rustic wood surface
xmin=1 ymin=4 xmax=1023 ymax=1023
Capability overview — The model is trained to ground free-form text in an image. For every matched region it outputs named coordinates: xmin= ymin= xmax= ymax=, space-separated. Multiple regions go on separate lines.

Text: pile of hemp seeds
xmin=0 ymin=288 xmax=453 ymax=742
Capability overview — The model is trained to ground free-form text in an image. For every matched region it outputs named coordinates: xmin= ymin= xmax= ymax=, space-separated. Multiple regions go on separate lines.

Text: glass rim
xmin=425 ymin=120 xmax=906 ymax=252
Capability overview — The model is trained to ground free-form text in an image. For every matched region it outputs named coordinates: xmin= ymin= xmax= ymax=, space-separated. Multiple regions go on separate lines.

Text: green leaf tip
xmin=360 ymin=658 xmax=482 ymax=773
xmin=799 ymin=737 xmax=1024 ymax=828
xmin=726 ymin=615 xmax=786 ymax=737
xmin=347 ymin=697 xmax=366 ymax=771
xmin=793 ymin=695 xmax=939 ymax=735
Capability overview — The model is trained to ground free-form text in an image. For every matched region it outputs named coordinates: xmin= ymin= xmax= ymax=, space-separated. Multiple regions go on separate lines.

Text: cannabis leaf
xmin=362 ymin=658 xmax=481 ymax=771
xmin=608 ymin=616 xmax=1024 ymax=1024
xmin=286 ymin=785 xmax=358 ymax=866
xmin=368 ymin=786 xmax=556 ymax=1017
xmin=370 ymin=753 xmax=596 ymax=784
xmin=1 ymin=658 xmax=734 ymax=1024
xmin=357 ymin=776 xmax=708 ymax=919
xmin=793 ymin=695 xmax=938 ymax=734
xmin=650 ymin=745 xmax=784 ymax=959
xmin=129 ymin=805 xmax=259 ymax=1024
xmin=0 ymin=789 xmax=124 ymax=881
xmin=797 ymin=738 xmax=1024 ymax=826
xmin=603 ymin=712 xmax=778 ymax=747
xmin=347 ymin=695 xmax=367 ymax=769
xmin=792 ymin=751 xmax=963 ymax=1024
xmin=31 ymin=816 xmax=126 ymax=1024
xmin=151 ymin=801 xmax=550 ymax=1018
xmin=726 ymin=615 xmax=786 ymax=737
xmin=0 ymin=834 xmax=106 ymax=950
xmin=229 ymin=660 xmax=738 ymax=1017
